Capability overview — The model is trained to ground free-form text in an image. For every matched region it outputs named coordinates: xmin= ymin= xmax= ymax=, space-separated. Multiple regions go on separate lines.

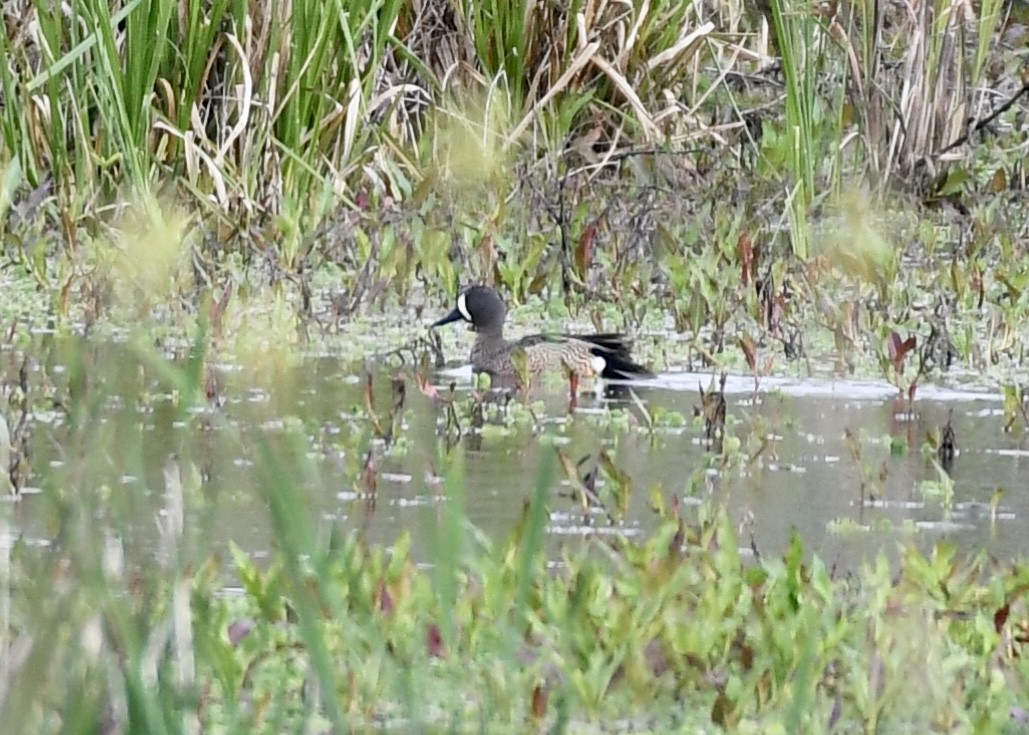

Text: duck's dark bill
xmin=431 ymin=308 xmax=464 ymax=328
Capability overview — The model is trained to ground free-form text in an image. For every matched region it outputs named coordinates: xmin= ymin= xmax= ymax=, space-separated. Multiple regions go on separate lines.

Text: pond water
xmin=3 ymin=335 xmax=1027 ymax=568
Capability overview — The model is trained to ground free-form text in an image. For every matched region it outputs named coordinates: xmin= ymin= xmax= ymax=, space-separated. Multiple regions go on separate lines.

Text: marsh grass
xmin=0 ymin=0 xmax=1022 ymax=285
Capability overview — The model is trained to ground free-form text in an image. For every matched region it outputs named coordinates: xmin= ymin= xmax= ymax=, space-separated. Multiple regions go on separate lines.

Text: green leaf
xmin=936 ymin=167 xmax=970 ymax=197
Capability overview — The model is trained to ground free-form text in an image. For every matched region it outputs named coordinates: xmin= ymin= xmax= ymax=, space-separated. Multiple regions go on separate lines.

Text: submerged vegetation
xmin=1 ymin=0 xmax=1029 ymax=730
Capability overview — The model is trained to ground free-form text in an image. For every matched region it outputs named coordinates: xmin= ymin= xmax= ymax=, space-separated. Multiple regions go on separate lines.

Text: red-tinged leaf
xmin=530 ymin=683 xmax=549 ymax=720
xmin=763 ymin=294 xmax=785 ymax=333
xmin=575 ymin=222 xmax=598 ymax=278
xmin=479 ymin=233 xmax=497 ymax=279
xmin=740 ymin=334 xmax=758 ymax=372
xmin=204 ymin=367 xmax=218 ymax=402
xmin=828 ymin=692 xmax=843 ymax=731
xmin=645 ymin=639 xmax=672 ymax=677
xmin=390 ymin=376 xmax=406 ymax=413
xmin=887 ymin=332 xmax=916 ymax=372
xmin=737 ymin=232 xmax=755 ymax=286
xmin=971 ymin=262 xmax=983 ymax=308
xmin=901 ymin=336 xmax=917 ymax=360
xmin=364 ymin=373 xmax=384 ymax=436
xmin=228 ymin=619 xmax=255 ymax=647
xmin=995 ymin=602 xmax=1011 ymax=633
xmin=426 ymin=623 xmax=446 ymax=658
xmin=415 ymin=373 xmax=441 ymax=401
xmin=670 ymin=518 xmax=684 ymax=557
xmin=355 ymin=191 xmax=370 ymax=210
xmin=378 ymin=579 xmax=394 ymax=614
xmin=886 ymin=332 xmax=902 ymax=361
xmin=361 ymin=451 xmax=378 ymax=496
xmin=59 ymin=275 xmax=74 ymax=317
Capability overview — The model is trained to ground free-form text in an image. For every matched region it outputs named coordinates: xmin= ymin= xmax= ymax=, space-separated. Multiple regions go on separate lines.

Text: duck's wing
xmin=513 ymin=333 xmax=652 ymax=380
xmin=572 ymin=333 xmax=633 ymax=359
xmin=511 ymin=333 xmax=560 ymax=349
xmin=571 ymin=334 xmax=653 ymax=380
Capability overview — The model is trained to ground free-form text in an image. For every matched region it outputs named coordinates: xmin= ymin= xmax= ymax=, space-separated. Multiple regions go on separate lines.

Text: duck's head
xmin=431 ymin=286 xmax=506 ymax=334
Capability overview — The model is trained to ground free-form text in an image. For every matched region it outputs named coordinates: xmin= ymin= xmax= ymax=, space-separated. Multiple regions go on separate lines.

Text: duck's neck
xmin=475 ymin=324 xmax=504 ymax=340
xmin=473 ymin=327 xmax=507 ymax=354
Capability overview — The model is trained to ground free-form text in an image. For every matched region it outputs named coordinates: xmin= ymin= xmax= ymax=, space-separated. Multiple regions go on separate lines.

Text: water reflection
xmin=3 ymin=337 xmax=1027 ymax=571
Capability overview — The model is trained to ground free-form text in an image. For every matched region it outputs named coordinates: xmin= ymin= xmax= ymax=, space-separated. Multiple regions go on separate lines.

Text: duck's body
xmin=432 ymin=286 xmax=652 ymax=381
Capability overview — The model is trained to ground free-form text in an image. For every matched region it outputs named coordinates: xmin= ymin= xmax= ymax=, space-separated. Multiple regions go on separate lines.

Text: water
xmin=3 ymin=336 xmax=1026 ymax=568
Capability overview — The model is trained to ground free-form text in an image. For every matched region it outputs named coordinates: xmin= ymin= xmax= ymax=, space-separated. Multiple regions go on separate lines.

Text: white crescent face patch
xmin=457 ymin=292 xmax=472 ymax=322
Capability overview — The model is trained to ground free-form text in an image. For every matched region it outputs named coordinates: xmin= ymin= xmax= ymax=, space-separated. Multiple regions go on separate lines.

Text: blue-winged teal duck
xmin=431 ymin=286 xmax=653 ymax=381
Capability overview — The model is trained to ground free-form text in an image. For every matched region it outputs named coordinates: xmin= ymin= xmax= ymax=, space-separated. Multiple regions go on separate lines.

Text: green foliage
xmin=0 ymin=0 xmax=1019 ymax=322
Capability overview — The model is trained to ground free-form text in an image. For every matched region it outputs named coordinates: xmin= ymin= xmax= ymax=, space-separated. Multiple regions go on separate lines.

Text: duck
xmin=431 ymin=286 xmax=652 ymax=382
